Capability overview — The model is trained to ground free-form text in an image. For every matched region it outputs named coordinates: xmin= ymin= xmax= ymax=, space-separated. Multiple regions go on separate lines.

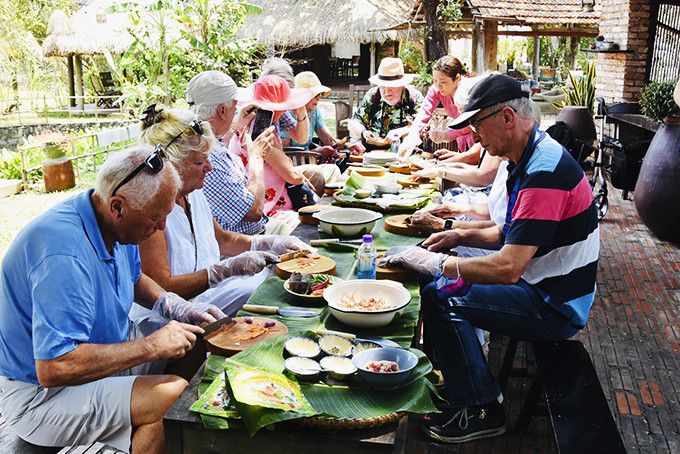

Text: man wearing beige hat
xmin=186 ymin=70 xmax=271 ymax=235
xmin=348 ymin=57 xmax=424 ymax=152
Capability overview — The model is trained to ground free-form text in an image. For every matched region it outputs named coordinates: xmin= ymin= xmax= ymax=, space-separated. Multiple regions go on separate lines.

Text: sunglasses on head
xmin=111 ymin=119 xmax=204 ymax=197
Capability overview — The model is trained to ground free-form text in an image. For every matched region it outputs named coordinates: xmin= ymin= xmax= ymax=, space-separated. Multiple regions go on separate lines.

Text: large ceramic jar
xmin=634 ymin=119 xmax=680 ymax=243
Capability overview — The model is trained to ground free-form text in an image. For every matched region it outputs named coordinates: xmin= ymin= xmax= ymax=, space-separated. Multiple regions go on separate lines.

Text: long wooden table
xmin=163 ymin=210 xmax=424 ymax=454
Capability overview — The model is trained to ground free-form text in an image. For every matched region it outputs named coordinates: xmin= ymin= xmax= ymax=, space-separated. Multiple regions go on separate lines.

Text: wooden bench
xmin=500 ymin=339 xmax=626 ymax=453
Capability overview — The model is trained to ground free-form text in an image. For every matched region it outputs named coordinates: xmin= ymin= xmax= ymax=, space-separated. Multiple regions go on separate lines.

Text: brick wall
xmin=596 ymin=0 xmax=652 ymax=102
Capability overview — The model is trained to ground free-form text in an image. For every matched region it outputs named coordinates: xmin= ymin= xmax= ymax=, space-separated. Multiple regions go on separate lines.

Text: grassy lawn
xmin=0 ymin=171 xmax=97 ymax=263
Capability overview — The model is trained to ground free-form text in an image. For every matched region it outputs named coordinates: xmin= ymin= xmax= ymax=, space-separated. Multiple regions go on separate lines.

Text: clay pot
xmin=43 ymin=158 xmax=75 ymax=192
xmin=633 ymin=119 xmax=680 ymax=243
xmin=556 ymin=106 xmax=597 ymax=142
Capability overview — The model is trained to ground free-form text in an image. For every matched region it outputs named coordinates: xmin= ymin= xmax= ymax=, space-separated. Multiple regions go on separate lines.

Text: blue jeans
xmin=421 ymin=279 xmax=580 ymax=407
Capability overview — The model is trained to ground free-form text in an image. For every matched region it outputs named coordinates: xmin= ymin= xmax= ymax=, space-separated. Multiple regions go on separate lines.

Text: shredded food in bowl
xmin=338 ymin=292 xmax=389 ymax=311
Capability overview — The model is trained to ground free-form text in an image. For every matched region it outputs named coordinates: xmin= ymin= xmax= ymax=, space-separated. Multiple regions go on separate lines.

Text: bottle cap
xmin=362 ymin=234 xmax=373 ymax=243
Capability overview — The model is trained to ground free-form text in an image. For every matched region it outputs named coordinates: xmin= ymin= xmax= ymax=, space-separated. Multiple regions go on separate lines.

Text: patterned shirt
xmin=353 ymin=86 xmax=424 ymax=137
xmin=203 ymin=141 xmax=267 ymax=234
xmin=503 ymin=127 xmax=600 ymax=328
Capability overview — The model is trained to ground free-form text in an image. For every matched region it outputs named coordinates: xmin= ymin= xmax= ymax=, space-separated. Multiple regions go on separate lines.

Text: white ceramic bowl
xmin=312 ymin=208 xmax=382 ymax=238
xmin=323 ymin=279 xmax=411 ymax=328
xmin=352 ymin=347 xmax=418 ymax=389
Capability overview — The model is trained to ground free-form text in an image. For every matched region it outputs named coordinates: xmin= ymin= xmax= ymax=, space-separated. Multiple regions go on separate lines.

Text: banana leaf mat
xmin=195 ymin=335 xmax=438 ymax=435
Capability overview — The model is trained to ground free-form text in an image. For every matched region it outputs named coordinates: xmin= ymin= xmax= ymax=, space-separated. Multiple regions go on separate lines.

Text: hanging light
xmin=581 ymin=0 xmax=595 ymax=12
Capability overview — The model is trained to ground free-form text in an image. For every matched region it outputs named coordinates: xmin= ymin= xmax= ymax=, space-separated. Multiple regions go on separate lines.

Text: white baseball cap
xmin=186 ymin=71 xmax=238 ymax=106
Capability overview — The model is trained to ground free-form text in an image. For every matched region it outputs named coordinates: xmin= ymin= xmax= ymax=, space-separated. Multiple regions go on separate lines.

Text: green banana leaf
xmin=341 ymin=171 xmax=368 ymax=196
xmin=199 ymin=335 xmax=438 ymax=435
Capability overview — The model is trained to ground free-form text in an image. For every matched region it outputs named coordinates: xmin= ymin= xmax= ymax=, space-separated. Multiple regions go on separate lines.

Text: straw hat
xmin=236 ymin=75 xmax=313 ymax=111
xmin=368 ymin=58 xmax=415 ymax=87
xmin=295 ymin=71 xmax=331 ymax=98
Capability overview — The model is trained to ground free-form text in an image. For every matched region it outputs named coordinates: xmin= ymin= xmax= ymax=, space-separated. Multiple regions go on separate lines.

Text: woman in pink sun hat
xmin=230 ymin=75 xmax=315 ymax=232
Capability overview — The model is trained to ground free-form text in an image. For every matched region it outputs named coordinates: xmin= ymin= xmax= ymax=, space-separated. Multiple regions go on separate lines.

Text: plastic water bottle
xmin=390 ymin=132 xmax=400 ymax=154
xmin=356 ymin=234 xmax=377 ymax=279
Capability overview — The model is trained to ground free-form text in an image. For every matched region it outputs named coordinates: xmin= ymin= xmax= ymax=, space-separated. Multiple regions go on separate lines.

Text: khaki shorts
xmin=0 ymin=320 xmax=164 ymax=453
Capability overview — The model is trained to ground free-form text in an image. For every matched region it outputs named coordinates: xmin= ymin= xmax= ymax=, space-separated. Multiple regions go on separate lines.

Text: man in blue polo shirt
xmin=381 ymin=74 xmax=599 ymax=444
xmin=0 ymin=146 xmax=224 ymax=453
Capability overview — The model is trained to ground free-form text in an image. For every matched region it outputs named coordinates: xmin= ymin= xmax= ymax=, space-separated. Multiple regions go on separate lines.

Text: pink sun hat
xmin=236 ymin=75 xmax=313 ymax=111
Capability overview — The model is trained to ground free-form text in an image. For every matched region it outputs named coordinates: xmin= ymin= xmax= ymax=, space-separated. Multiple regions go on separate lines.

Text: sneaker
xmin=422 ymin=401 xmax=507 ymax=443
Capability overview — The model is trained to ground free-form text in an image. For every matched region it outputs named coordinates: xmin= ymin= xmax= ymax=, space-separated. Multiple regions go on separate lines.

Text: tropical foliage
xmin=553 ymin=60 xmax=597 ymax=114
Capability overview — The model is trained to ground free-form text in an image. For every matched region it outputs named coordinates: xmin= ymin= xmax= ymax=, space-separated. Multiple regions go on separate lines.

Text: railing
xmin=0 ymin=94 xmax=128 ymax=126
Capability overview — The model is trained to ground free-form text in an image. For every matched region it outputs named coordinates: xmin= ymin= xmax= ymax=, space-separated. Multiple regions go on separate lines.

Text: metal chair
xmin=283 ymin=147 xmax=320 ymax=166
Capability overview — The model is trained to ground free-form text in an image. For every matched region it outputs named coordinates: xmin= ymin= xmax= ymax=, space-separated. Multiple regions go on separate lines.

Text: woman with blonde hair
xmin=132 ymin=105 xmax=313 ymax=326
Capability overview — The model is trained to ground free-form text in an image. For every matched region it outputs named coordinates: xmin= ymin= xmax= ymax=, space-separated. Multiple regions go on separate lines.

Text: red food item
xmin=364 ymin=360 xmax=400 ymax=373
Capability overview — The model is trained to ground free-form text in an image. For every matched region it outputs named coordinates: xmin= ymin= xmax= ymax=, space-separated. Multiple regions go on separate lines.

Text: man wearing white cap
xmin=348 ymin=57 xmax=424 ymax=152
xmin=186 ymin=70 xmax=270 ymax=235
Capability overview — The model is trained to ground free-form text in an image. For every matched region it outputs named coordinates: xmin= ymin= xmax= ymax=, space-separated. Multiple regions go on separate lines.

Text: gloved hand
xmin=378 ymin=246 xmax=448 ymax=277
xmin=207 ymin=251 xmax=279 ymax=286
xmin=152 ymin=292 xmax=225 ymax=326
xmin=250 ymin=235 xmax=317 ymax=256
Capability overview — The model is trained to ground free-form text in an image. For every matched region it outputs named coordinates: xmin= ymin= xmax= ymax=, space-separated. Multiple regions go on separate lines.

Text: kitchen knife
xmin=242 ymin=304 xmax=320 ymax=318
xmin=201 ymin=316 xmax=235 ymax=336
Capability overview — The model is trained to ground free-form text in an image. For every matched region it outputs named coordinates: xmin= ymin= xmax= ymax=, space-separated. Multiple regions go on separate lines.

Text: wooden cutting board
xmin=389 ymin=162 xmax=412 ymax=175
xmin=396 ymin=176 xmax=431 ymax=187
xmin=376 ymin=252 xmax=408 ymax=281
xmin=204 ymin=317 xmax=288 ymax=356
xmin=349 ymin=154 xmax=363 ymax=163
xmin=384 ymin=214 xmax=429 ymax=237
xmin=275 ymin=254 xmax=336 ymax=279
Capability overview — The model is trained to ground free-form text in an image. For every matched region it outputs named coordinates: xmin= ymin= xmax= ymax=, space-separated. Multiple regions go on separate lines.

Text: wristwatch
xmin=443 ymin=219 xmax=454 ymax=230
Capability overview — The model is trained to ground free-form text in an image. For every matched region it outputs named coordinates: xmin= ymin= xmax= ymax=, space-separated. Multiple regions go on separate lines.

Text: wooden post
xmin=67 ymin=56 xmax=76 ymax=108
xmin=74 ymin=55 xmax=84 ymax=110
xmin=473 ymin=20 xmax=485 ymax=74
xmin=483 ymin=20 xmax=498 ymax=72
xmin=370 ymin=41 xmax=376 ymax=76
xmin=532 ymin=30 xmax=540 ymax=81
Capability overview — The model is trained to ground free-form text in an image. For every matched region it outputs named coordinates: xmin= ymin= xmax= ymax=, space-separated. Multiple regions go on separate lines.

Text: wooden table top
xmin=607 ymin=113 xmax=660 ymax=133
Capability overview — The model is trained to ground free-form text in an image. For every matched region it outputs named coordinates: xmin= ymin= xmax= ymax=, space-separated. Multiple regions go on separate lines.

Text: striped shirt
xmin=204 ymin=141 xmax=267 ymax=235
xmin=503 ymin=127 xmax=600 ymax=328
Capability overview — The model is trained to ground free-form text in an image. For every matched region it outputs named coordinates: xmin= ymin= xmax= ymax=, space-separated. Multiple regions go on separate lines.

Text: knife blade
xmin=315 ymin=328 xmax=400 ymax=348
xmin=201 ymin=316 xmax=235 ymax=336
xmin=310 ymin=238 xmax=364 ymax=246
xmin=242 ymin=304 xmax=320 ymax=318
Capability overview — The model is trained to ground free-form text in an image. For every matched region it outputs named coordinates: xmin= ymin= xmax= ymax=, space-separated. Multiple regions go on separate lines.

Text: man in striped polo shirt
xmin=381 ymin=74 xmax=600 ymax=444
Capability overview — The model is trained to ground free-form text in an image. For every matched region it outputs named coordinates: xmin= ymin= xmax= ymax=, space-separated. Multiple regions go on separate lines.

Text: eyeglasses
xmin=111 ymin=120 xmax=204 ymax=197
xmin=469 ymin=108 xmax=504 ymax=133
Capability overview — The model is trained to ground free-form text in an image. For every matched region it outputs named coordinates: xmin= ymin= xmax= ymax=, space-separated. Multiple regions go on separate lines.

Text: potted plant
xmin=552 ymin=60 xmax=596 ymax=114
xmin=634 ymin=78 xmax=680 ymax=242
xmin=32 ymin=131 xmax=71 ymax=160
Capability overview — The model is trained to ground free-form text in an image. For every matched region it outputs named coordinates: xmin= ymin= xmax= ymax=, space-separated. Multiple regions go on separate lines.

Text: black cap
xmin=449 ymin=74 xmax=531 ymax=129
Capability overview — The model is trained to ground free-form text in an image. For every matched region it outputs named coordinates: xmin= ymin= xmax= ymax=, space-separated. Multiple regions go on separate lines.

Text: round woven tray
xmin=294 ymin=412 xmax=405 ymax=429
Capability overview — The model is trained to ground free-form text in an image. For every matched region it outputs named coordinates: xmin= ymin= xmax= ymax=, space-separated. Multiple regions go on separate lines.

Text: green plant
xmin=553 ymin=60 xmax=596 ymax=114
xmin=436 ymin=0 xmax=463 ymax=22
xmin=29 ymin=131 xmax=71 ymax=159
xmin=413 ymin=60 xmax=435 ymax=89
xmin=399 ymin=42 xmax=424 ymax=73
xmin=639 ymin=80 xmax=680 ymax=122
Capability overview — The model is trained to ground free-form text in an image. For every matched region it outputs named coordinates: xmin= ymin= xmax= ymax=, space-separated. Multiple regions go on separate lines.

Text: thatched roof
xmin=42 ymin=1 xmax=186 ymax=57
xmin=235 ymin=0 xmax=411 ymax=47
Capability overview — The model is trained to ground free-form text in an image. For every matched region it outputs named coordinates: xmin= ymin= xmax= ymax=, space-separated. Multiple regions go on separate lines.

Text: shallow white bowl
xmin=312 ymin=208 xmax=382 ymax=238
xmin=323 ymin=279 xmax=411 ymax=328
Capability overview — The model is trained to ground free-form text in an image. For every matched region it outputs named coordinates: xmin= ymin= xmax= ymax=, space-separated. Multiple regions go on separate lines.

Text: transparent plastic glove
xmin=207 ymin=251 xmax=279 ymax=286
xmin=152 ymin=292 xmax=225 ymax=326
xmin=250 ymin=235 xmax=317 ymax=256
xmin=378 ymin=246 xmax=448 ymax=277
